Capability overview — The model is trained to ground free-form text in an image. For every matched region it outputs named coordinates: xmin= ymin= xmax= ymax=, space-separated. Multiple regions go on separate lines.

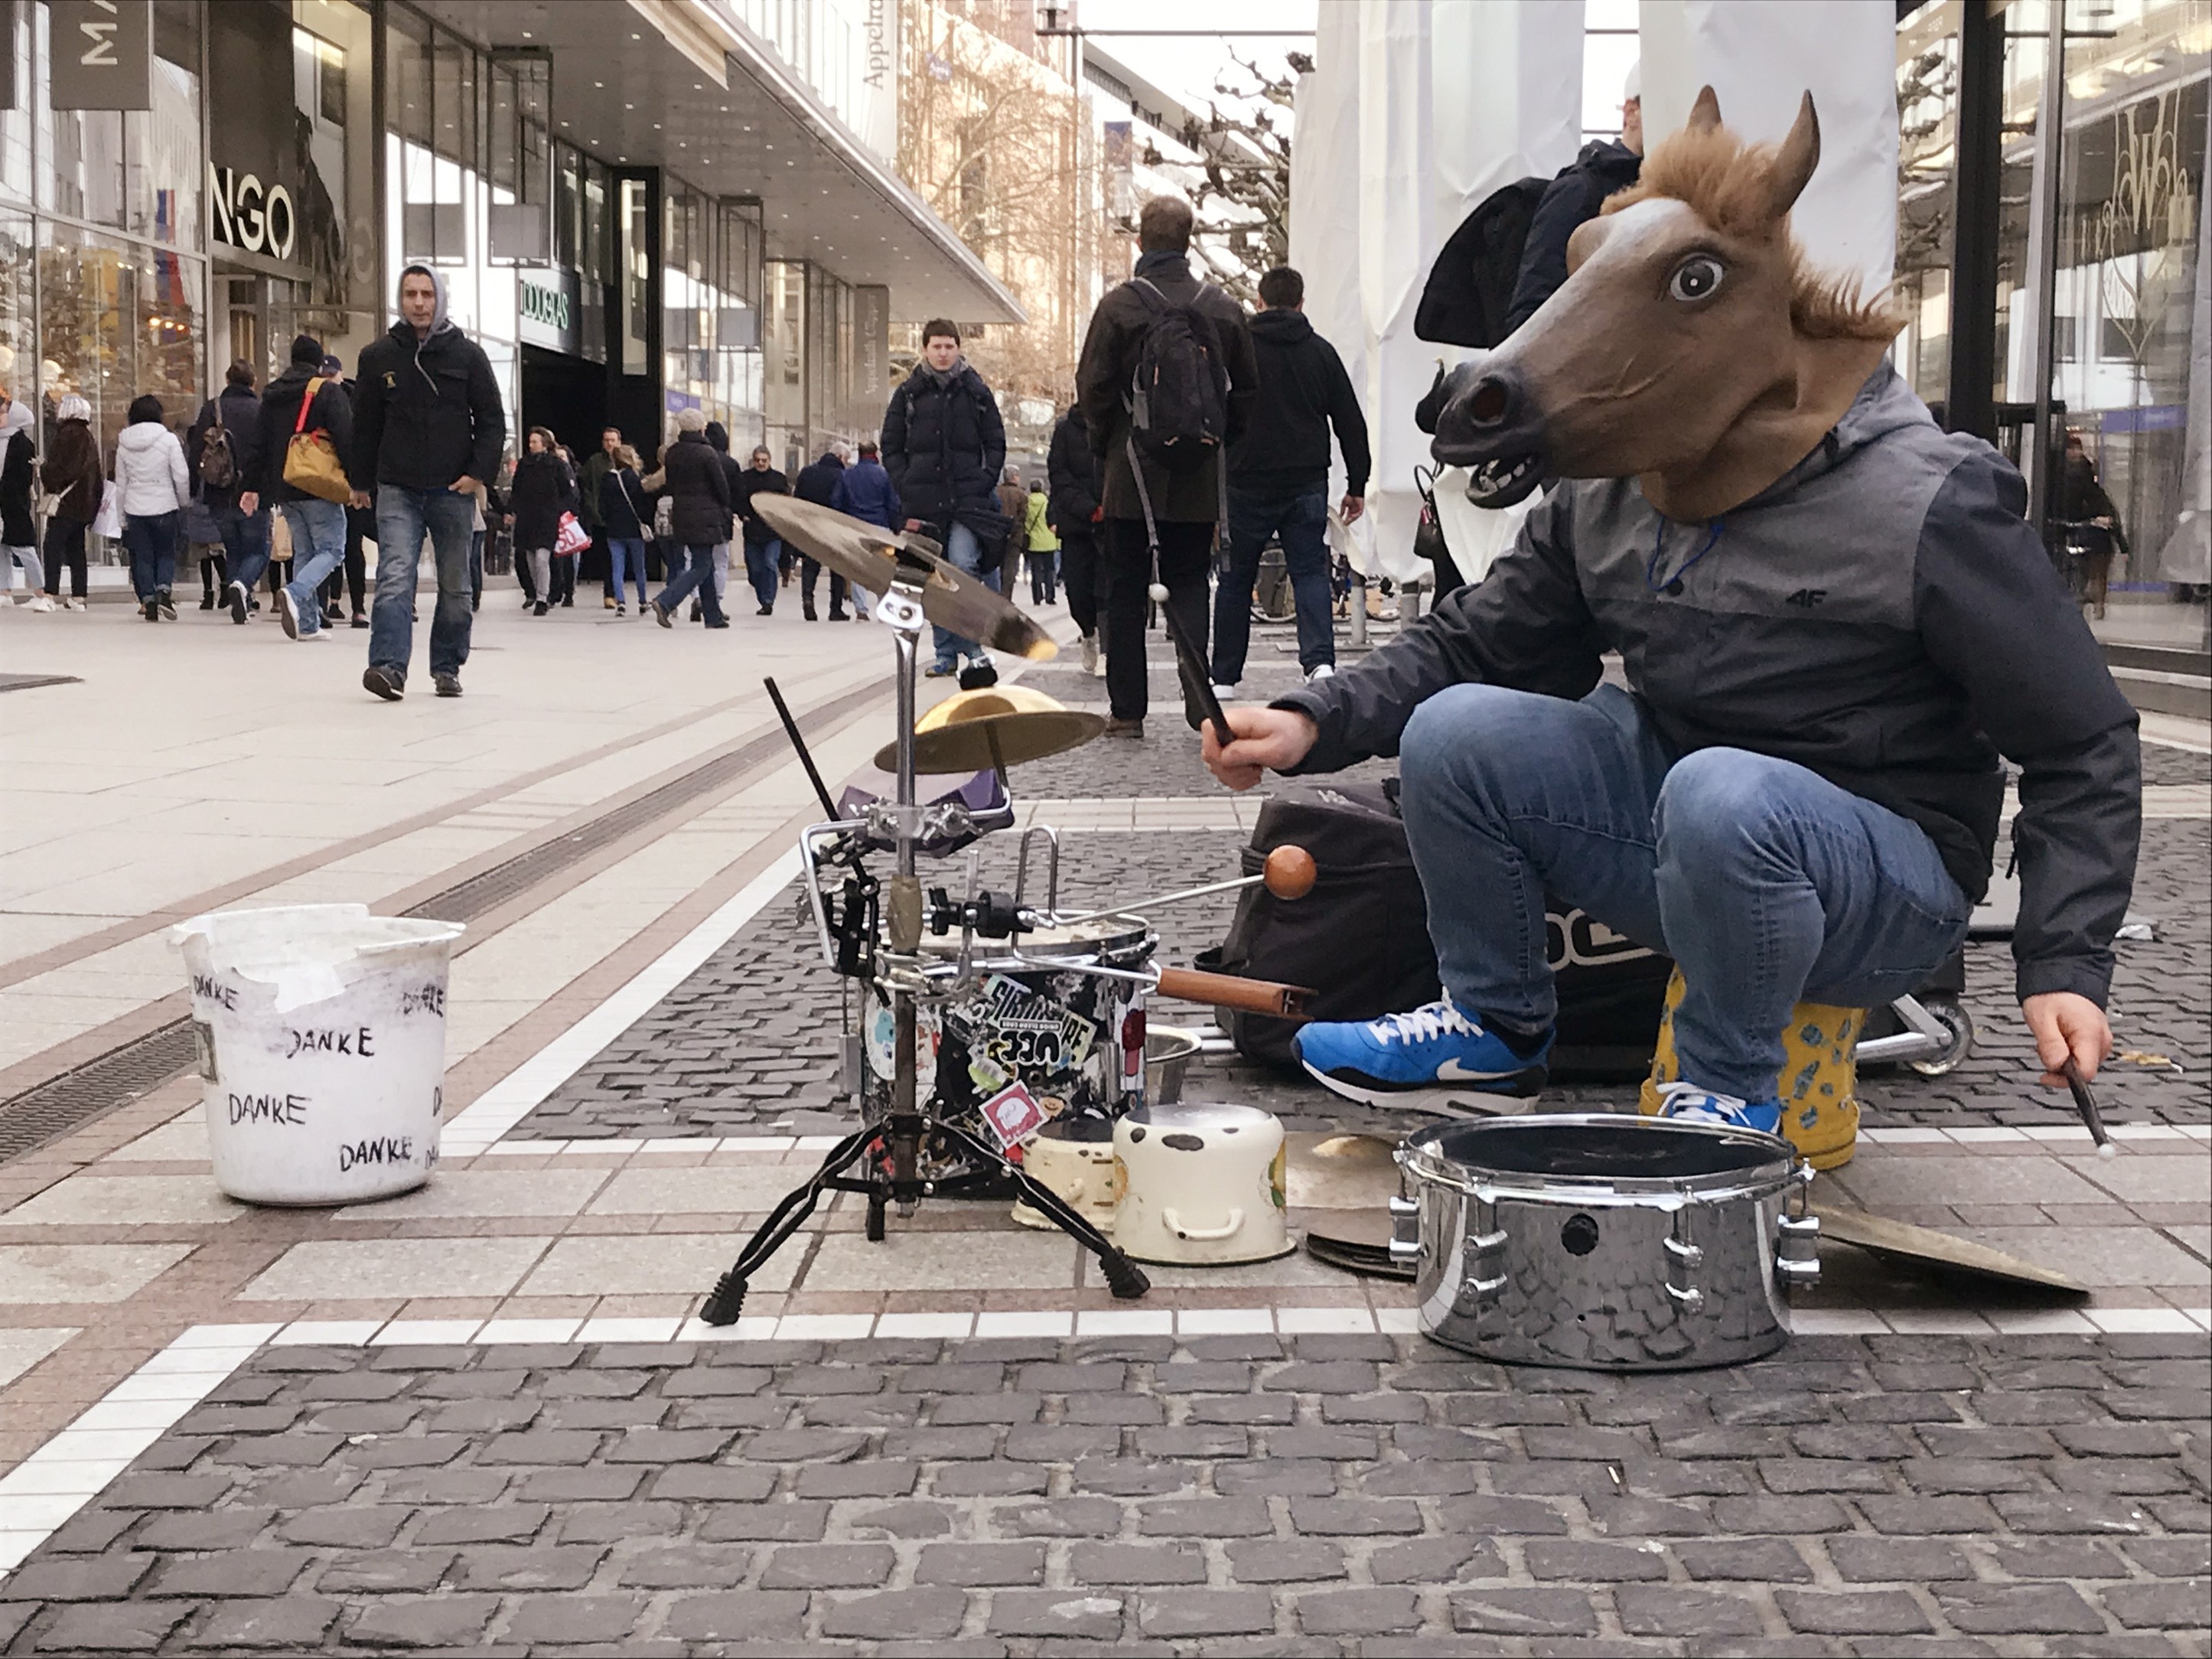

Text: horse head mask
xmin=1435 ymin=87 xmax=1903 ymax=523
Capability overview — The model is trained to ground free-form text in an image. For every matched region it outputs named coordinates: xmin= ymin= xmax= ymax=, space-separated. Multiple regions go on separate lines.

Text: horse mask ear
xmin=1686 ymin=85 xmax=1723 ymax=134
xmin=1764 ymin=92 xmax=1821 ymax=224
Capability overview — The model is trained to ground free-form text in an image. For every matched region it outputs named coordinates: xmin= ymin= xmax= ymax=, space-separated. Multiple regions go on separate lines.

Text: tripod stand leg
xmin=936 ymin=1122 xmax=1151 ymax=1300
xmin=700 ymin=1126 xmax=876 ymax=1325
xmin=865 ymin=1195 xmax=886 ymax=1242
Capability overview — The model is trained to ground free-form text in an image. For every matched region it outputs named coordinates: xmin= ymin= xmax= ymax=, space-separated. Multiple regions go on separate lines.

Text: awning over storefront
xmin=413 ymin=0 xmax=1024 ymax=324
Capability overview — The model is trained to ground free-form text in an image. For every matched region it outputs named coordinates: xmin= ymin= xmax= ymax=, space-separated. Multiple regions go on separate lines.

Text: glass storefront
xmin=1897 ymin=0 xmax=2210 ymax=655
xmin=663 ymin=181 xmax=767 ymax=452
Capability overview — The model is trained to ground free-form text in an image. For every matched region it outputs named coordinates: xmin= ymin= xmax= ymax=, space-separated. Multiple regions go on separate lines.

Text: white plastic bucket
xmin=171 ymin=904 xmax=466 ymax=1205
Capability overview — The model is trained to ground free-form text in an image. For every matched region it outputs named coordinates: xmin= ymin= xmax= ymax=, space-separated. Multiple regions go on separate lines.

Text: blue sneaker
xmin=1655 ymin=1081 xmax=1784 ymax=1137
xmin=1294 ymin=999 xmax=1550 ymax=1110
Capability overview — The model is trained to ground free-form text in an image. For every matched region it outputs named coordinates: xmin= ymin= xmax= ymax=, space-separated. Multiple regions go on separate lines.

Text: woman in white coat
xmin=112 ymin=393 xmax=193 ymax=621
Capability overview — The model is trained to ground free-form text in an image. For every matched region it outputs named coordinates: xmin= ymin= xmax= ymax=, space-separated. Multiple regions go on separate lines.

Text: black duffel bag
xmin=1201 ymin=779 xmax=1673 ymax=1080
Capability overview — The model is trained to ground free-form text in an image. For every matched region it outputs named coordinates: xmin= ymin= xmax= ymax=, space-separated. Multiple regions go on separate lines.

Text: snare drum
xmin=1393 ymin=1115 xmax=1818 ymax=1371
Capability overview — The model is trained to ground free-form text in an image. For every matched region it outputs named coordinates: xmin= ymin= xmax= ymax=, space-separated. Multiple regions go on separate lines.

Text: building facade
xmin=0 ymin=0 xmax=1017 ymax=569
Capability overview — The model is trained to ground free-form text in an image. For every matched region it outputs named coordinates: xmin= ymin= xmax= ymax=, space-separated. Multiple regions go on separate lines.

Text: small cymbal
xmin=754 ymin=496 xmax=1056 ymax=660
xmin=875 ymin=685 xmax=1106 ymax=775
xmin=1284 ymin=1132 xmax=1402 ymax=1211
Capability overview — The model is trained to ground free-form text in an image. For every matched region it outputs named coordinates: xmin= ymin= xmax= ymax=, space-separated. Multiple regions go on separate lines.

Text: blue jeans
xmin=1399 ymin=683 xmax=1972 ymax=1101
xmin=371 ymin=485 xmax=475 ymax=683
xmin=1217 ymin=485 xmax=1334 ymax=682
xmin=608 ymin=536 xmax=647 ymax=605
xmin=280 ymin=499 xmax=347 ymax=633
xmin=743 ymin=536 xmax=780 ymax=610
xmin=655 ymin=543 xmax=726 ymax=625
xmin=930 ymin=520 xmax=997 ymax=666
xmin=214 ymin=503 xmax=270 ymax=593
xmin=122 ymin=511 xmax=180 ymax=601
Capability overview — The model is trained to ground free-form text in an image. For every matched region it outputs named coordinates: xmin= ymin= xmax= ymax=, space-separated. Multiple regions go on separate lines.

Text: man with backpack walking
xmin=881 ymin=319 xmax=1009 ymax=677
xmin=1215 ymin=266 xmax=1370 ymax=693
xmin=187 ymin=360 xmax=268 ymax=624
xmin=352 ymin=263 xmax=506 ymax=701
xmin=1075 ymin=196 xmax=1257 ymax=736
xmin=793 ymin=441 xmax=850 ymax=621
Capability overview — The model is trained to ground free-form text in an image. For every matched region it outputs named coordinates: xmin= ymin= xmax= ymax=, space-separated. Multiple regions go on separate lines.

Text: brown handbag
xmin=282 ymin=376 xmax=352 ymax=504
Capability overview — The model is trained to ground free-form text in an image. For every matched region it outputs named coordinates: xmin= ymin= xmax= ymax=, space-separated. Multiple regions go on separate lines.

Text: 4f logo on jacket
xmin=1785 ymin=588 xmax=1827 ymax=608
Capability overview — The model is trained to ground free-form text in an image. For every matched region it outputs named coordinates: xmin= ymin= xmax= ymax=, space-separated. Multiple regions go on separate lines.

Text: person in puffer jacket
xmin=112 ymin=395 xmax=193 ymax=621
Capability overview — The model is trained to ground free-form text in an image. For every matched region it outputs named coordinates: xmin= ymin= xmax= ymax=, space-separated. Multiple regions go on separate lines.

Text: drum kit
xmin=699 ymin=499 xmax=1317 ymax=1325
xmin=700 ymin=497 xmax=2100 ymax=1364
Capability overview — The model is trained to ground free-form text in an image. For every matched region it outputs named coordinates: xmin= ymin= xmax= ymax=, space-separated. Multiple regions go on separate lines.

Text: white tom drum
xmin=1112 ymin=1104 xmax=1293 ymax=1266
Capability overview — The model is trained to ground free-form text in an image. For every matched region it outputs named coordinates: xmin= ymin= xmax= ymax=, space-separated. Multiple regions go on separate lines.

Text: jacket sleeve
xmin=111 ymin=437 xmax=133 ymax=504
xmin=709 ymin=455 xmax=731 ymax=514
xmin=879 ymin=385 xmax=911 ymax=493
xmin=978 ymin=385 xmax=1007 ymax=484
xmin=829 ymin=473 xmax=851 ymax=514
xmin=1270 ymin=486 xmax=1605 ymax=772
xmin=1502 ymin=171 xmax=1596 ymax=337
xmin=165 ymin=432 xmax=191 ymax=509
xmin=350 ymin=358 xmax=386 ymax=491
xmin=467 ymin=344 xmax=506 ymax=485
xmin=315 ymin=383 xmax=357 ymax=490
xmin=1322 ymin=341 xmax=1372 ymax=497
xmin=1912 ymin=451 xmax=2141 ymax=1006
xmin=1075 ymin=302 xmax=1123 ymax=456
xmin=1220 ymin=310 xmax=1260 ymax=451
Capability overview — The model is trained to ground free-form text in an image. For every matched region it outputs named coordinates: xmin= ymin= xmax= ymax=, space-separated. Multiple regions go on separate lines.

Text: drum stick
xmin=2058 ymin=1055 xmax=2115 ymax=1156
xmin=1155 ymin=595 xmax=1230 ymax=745
xmin=764 ymin=676 xmax=840 ymax=821
xmin=1157 ymin=966 xmax=1311 ymax=1019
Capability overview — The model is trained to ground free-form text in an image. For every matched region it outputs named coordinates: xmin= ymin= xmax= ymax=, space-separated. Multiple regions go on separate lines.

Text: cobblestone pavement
xmin=3 ymin=1331 xmax=2206 ymax=1657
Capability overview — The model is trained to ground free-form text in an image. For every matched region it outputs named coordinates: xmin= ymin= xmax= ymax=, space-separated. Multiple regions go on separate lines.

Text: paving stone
xmin=649 ymin=1464 xmax=777 ymax=1502
xmin=1772 ymin=1590 xmax=1933 ymax=1636
xmin=475 ymin=1428 xmax=604 ymax=1465
xmin=2100 ymin=1579 xmax=2212 ymax=1628
xmin=101 ymin=1475 xmax=233 ymax=1510
xmin=662 ymin=1591 xmax=810 ymax=1644
xmin=1614 ymin=1585 xmax=1764 ymax=1638
xmin=1071 ymin=1543 xmax=1207 ymax=1586
xmin=344 ymin=1594 xmax=502 ymax=1648
xmin=797 ymin=1460 xmax=920 ymax=1498
xmin=1436 ymin=1496 xmax=1573 ymax=1537
xmin=1711 ymin=1495 xmax=1849 ymax=1534
xmin=414 ymin=1502 xmax=549 ymax=1545
xmin=312 ymin=1550 xmax=454 ymax=1593
xmin=1227 ymin=1539 xmax=1350 ymax=1582
xmin=1994 ymin=1492 xmax=2161 ymax=1534
xmin=451 ymin=1543 xmax=605 ymax=1590
xmin=1001 ymin=1496 xmax=1125 ymax=1537
xmin=0 ymin=1554 xmax=155 ymax=1600
xmin=986 ymin=1590 xmax=1126 ymax=1639
xmin=31 ymin=1602 xmax=193 ymax=1653
xmin=1138 ymin=1497 xmax=1274 ymax=1537
xmin=1356 ymin=1460 xmax=1484 ymax=1496
xmin=848 ymin=1501 xmax=959 ymax=1539
xmin=1523 ymin=1540 xmax=1669 ymax=1582
xmin=618 ymin=1544 xmax=756 ymax=1588
xmin=761 ymin=1544 xmax=900 ymax=1589
xmin=818 ymin=1588 xmax=969 ymax=1641
xmin=914 ymin=1543 xmax=1047 ymax=1586
xmin=1933 ymin=1583 xmax=2111 ymax=1635
xmin=136 ymin=1508 xmax=276 ymax=1550
xmin=146 ymin=1549 xmax=311 ymax=1598
xmin=1827 ymin=1536 xmax=1974 ymax=1582
xmin=696 ymin=1501 xmax=832 ymax=1543
xmin=933 ymin=1464 xmax=1048 ymax=1497
xmin=1368 ymin=1537 xmax=1507 ymax=1584
xmin=1135 ymin=1589 xmax=1277 ymax=1638
xmin=1676 ymin=1538 xmax=1813 ymax=1582
xmin=501 ymin=1596 xmax=650 ymax=1647
xmin=1448 ymin=1589 xmax=1600 ymax=1638
xmin=1073 ymin=1459 xmax=1194 ymax=1497
xmin=184 ymin=1597 xmax=343 ymax=1650
xmin=2122 ymin=1537 xmax=2212 ymax=1577
xmin=1294 ymin=1588 xmax=1420 ymax=1635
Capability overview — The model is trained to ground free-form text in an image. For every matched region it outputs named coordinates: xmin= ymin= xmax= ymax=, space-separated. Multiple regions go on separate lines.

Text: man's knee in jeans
xmin=1651 ymin=748 xmax=1800 ymax=869
xmin=1401 ymin=683 xmax=1556 ymax=793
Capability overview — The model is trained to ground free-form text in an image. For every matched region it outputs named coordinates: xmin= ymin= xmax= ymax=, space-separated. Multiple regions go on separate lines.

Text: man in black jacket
xmin=648 ymin=409 xmax=733 ymax=629
xmin=187 ymin=360 xmax=268 ymax=621
xmin=881 ymin=320 xmax=1008 ymax=676
xmin=1076 ymin=196 xmax=1259 ymax=735
xmin=352 ymin=263 xmax=506 ymax=701
xmin=1047 ymin=405 xmax=1106 ymax=675
xmin=1217 ymin=266 xmax=1370 ymax=692
xmin=793 ymin=442 xmax=849 ymax=621
xmin=239 ymin=334 xmax=356 ymax=641
xmin=1500 ymin=80 xmax=1644 ymax=337
xmin=731 ymin=444 xmax=790 ymax=617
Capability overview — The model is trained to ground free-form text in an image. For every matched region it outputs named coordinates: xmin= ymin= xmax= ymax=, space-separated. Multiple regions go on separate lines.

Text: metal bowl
xmin=1145 ymin=1025 xmax=1202 ymax=1105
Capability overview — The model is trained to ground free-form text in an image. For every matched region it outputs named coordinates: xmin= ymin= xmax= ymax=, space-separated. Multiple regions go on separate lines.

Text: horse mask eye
xmin=1668 ymin=256 xmax=1725 ymax=302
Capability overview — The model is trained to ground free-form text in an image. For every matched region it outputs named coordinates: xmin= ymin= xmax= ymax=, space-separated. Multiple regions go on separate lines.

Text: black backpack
xmin=1414 ymin=175 xmax=1549 ymax=349
xmin=198 ymin=400 xmax=237 ymax=491
xmin=1202 ymin=779 xmax=1675 ymax=1079
xmin=1126 ymin=277 xmax=1230 ymax=476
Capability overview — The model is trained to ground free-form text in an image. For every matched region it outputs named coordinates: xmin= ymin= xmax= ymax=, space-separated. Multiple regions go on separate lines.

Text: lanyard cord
xmin=1646 ymin=517 xmax=1725 ymax=595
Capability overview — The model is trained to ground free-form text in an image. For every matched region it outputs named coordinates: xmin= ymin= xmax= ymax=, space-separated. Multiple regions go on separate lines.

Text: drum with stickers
xmin=861 ymin=918 xmax=1156 ymax=1187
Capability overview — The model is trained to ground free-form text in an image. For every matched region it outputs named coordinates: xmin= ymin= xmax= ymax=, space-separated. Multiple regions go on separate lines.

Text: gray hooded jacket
xmin=352 ymin=264 xmax=506 ymax=491
xmin=1275 ymin=365 xmax=2141 ymax=1006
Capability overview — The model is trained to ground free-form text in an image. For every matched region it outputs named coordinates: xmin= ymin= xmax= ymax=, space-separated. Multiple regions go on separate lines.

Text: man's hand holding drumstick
xmin=1202 ymin=706 xmax=1318 ymax=793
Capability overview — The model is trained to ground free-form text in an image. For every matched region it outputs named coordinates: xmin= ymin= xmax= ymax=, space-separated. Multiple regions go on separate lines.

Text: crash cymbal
xmin=874 ymin=684 xmax=1106 ymax=775
xmin=1303 ymin=1211 xmax=1416 ymax=1280
xmin=754 ymin=496 xmax=1056 ymax=660
xmin=1284 ymin=1132 xmax=1402 ymax=1211
xmin=1811 ymin=1204 xmax=2087 ymax=1295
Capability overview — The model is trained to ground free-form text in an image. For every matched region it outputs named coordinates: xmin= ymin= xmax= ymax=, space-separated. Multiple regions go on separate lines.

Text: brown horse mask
xmin=1435 ymin=87 xmax=1902 ymax=523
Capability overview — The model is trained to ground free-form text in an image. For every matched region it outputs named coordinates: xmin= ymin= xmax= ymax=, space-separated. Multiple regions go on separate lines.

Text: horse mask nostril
xmin=1467 ymin=378 xmax=1512 ymax=425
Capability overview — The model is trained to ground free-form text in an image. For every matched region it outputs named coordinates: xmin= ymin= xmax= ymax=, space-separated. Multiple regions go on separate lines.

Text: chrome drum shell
xmin=1393 ymin=1115 xmax=1816 ymax=1371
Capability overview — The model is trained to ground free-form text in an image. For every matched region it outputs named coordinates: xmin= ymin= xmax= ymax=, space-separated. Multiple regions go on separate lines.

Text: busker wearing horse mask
xmin=1203 ymin=88 xmax=2139 ymax=1136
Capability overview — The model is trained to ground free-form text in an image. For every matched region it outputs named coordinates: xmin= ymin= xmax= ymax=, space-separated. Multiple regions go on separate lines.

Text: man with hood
xmin=352 ymin=262 xmax=505 ymax=700
xmin=881 ymin=320 xmax=1008 ymax=676
xmin=241 ymin=333 xmax=356 ymax=640
xmin=1216 ymin=265 xmax=1370 ymax=693
xmin=793 ymin=440 xmax=849 ymax=621
xmin=1500 ymin=70 xmax=1644 ymax=337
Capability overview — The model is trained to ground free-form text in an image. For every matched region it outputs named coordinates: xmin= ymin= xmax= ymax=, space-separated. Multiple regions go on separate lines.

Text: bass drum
xmin=862 ymin=918 xmax=1155 ymax=1191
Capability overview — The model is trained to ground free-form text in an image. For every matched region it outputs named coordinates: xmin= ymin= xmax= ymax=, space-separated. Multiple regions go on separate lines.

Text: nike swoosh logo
xmin=1435 ymin=1058 xmax=1528 ymax=1082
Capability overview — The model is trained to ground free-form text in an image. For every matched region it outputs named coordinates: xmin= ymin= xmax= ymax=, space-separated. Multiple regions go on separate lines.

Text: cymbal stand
xmin=701 ymin=579 xmax=1148 ymax=1326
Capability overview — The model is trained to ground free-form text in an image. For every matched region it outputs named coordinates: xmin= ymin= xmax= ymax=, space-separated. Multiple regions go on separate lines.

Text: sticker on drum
xmin=979 ymin=1081 xmax=1047 ymax=1149
xmin=945 ymin=975 xmax=1096 ymax=1079
xmin=863 ymin=992 xmax=938 ymax=1092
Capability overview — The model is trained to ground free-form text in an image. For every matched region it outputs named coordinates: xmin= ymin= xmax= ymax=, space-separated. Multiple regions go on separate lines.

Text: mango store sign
xmin=519 ymin=272 xmax=579 ymax=353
